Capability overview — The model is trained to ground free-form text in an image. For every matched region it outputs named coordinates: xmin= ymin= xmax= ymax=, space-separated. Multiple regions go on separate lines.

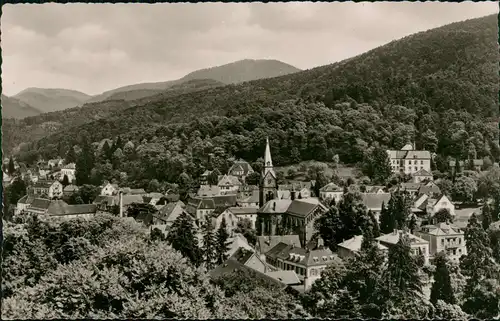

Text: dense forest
xmin=7 ymin=15 xmax=499 ymax=185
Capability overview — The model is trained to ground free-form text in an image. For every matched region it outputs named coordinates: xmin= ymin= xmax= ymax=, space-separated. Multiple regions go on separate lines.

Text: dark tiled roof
xmin=266 ymin=242 xmax=340 ymax=267
xmin=257 ymin=235 xmax=301 ymax=254
xmin=18 ymin=194 xmax=35 ymax=204
xmin=209 ymin=259 xmax=286 ymax=290
xmin=286 ymin=199 xmax=326 ymax=218
xmin=33 ymin=180 xmax=58 ymax=188
xmin=361 ymin=193 xmax=392 ymax=210
xmin=63 ymin=184 xmax=79 ymax=192
xmin=93 ymin=195 xmax=116 ymax=206
xmin=130 ymin=188 xmax=146 ymax=195
xmin=228 ymin=207 xmax=259 ymax=215
xmin=228 ymin=160 xmax=254 ymax=176
xmin=213 ymin=195 xmax=237 ymax=207
xmin=413 ymin=169 xmax=432 ymax=177
xmin=48 ymin=203 xmax=97 ymax=216
xmin=29 ymin=198 xmax=52 ymax=210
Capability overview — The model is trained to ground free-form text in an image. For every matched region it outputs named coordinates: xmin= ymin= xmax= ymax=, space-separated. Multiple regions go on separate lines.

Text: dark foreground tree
xmin=166 ymin=212 xmax=202 ymax=266
xmin=430 ymin=252 xmax=455 ymax=306
xmin=215 ymin=217 xmax=231 ymax=264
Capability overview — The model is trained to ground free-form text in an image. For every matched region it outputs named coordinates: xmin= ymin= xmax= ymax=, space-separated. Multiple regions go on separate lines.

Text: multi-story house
xmin=387 ymin=143 xmax=432 ymax=175
xmin=264 ymin=240 xmax=342 ymax=291
xmin=32 ymin=180 xmax=63 ymax=199
xmin=60 ymin=163 xmax=76 ymax=182
xmin=153 ymin=200 xmax=186 ymax=227
xmin=449 ymin=159 xmax=484 ymax=174
xmin=100 ymin=182 xmax=119 ymax=196
xmin=25 ymin=198 xmax=53 ymax=215
xmin=222 ymin=207 xmax=259 ymax=229
xmin=319 ymin=182 xmax=344 ymax=203
xmin=376 ymin=230 xmax=430 ymax=265
xmin=217 ymin=174 xmax=241 ymax=195
xmin=412 ymin=168 xmax=433 ymax=183
xmin=414 ymin=194 xmax=456 ymax=218
xmin=16 ymin=194 xmax=36 ymax=214
xmin=414 ymin=223 xmax=467 ymax=263
xmin=211 ymin=207 xmax=239 ymax=236
xmin=228 ymin=160 xmax=254 ymax=183
xmin=186 ymin=197 xmax=216 ymax=222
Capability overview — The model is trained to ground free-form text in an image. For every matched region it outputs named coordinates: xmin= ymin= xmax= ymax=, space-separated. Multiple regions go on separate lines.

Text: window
xmin=414 ymin=167 xmax=418 ymax=171
xmin=421 ymin=160 xmax=424 ymax=165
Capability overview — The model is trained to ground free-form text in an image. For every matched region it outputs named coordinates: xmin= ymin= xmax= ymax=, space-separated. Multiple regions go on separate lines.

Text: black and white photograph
xmin=1 ymin=1 xmax=500 ymax=319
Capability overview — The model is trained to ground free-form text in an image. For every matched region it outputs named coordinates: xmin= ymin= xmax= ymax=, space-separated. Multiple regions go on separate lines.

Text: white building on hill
xmin=387 ymin=143 xmax=431 ymax=175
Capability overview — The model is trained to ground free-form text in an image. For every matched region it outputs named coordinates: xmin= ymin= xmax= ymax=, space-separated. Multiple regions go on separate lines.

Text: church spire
xmin=264 ymin=137 xmax=275 ymax=176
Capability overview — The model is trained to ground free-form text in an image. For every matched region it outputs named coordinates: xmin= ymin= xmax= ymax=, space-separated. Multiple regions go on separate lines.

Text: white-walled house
xmin=60 ymin=163 xmax=76 ymax=182
xmin=387 ymin=144 xmax=432 ymax=175
xmin=412 ymin=168 xmax=433 ymax=183
xmin=32 ymin=180 xmax=63 ymax=199
xmin=100 ymin=182 xmax=119 ymax=196
xmin=319 ymin=183 xmax=343 ymax=203
xmin=414 ymin=223 xmax=467 ymax=263
xmin=376 ymin=230 xmax=430 ymax=265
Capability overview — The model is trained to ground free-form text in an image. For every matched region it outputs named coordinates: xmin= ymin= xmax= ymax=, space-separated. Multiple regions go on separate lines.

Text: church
xmin=257 ymin=138 xmax=328 ymax=247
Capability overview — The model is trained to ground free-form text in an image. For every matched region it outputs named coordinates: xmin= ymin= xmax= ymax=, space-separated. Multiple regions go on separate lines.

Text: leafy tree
xmin=201 ymin=216 xmax=217 ymax=270
xmin=234 ymin=218 xmax=257 ymax=246
xmin=207 ymin=170 xmax=219 ymax=186
xmin=75 ymin=139 xmax=95 ymax=186
xmin=150 ymin=227 xmax=166 ymax=242
xmin=368 ymin=210 xmax=381 ymax=238
xmin=363 ymin=146 xmax=392 ymax=185
xmin=379 ymin=201 xmax=394 ymax=234
xmin=409 ymin=214 xmax=418 ymax=233
xmin=245 ymin=172 xmax=261 ymax=186
xmin=65 ymin=146 xmax=77 ymax=164
xmin=126 ymin=203 xmax=157 ymax=219
xmin=147 ymin=179 xmax=160 ymax=193
xmin=215 ymin=217 xmax=231 ymax=265
xmin=380 ymin=233 xmax=423 ymax=312
xmin=434 ymin=208 xmax=453 ymax=224
xmin=460 ymin=214 xmax=500 ymax=318
xmin=314 ymin=206 xmax=343 ymax=251
xmin=166 ymin=212 xmax=202 ymax=267
xmin=481 ymin=203 xmax=493 ymax=230
xmin=430 ymin=252 xmax=456 ymax=306
xmin=451 ymin=175 xmax=477 ymax=204
xmin=7 ymin=157 xmax=16 ymax=175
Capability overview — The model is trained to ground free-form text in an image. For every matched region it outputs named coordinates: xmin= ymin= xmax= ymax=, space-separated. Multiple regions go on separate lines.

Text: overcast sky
xmin=2 ymin=2 xmax=498 ymax=96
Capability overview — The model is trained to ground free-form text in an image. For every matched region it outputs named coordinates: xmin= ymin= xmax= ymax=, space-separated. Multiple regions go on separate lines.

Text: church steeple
xmin=264 ymin=137 xmax=274 ymax=176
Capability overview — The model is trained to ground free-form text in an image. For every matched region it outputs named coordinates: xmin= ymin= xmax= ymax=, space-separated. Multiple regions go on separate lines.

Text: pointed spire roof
xmin=265 ymin=137 xmax=273 ymax=168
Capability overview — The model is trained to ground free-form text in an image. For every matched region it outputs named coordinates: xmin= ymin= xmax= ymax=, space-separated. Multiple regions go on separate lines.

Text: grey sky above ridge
xmin=2 ymin=2 xmax=498 ymax=96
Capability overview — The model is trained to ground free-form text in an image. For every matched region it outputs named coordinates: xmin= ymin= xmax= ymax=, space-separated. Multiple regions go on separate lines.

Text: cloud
xmin=1 ymin=2 xmax=498 ymax=96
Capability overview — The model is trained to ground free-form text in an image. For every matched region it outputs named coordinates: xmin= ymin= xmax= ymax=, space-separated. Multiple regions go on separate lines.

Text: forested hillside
xmin=10 ymin=15 xmax=500 ymax=186
xmin=3 ymin=79 xmax=225 ymax=154
xmin=1 ymin=95 xmax=42 ymax=119
xmin=13 ymin=88 xmax=91 ymax=113
xmin=84 ymin=59 xmax=300 ymax=104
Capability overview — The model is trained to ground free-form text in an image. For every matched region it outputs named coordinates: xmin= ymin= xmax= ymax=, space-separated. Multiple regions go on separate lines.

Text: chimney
xmin=272 ymin=202 xmax=276 ymax=211
xmin=291 ymin=188 xmax=296 ymax=201
xmin=119 ymin=191 xmax=123 ymax=218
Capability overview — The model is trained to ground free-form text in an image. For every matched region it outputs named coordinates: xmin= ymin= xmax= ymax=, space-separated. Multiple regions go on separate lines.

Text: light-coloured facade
xmin=33 ymin=180 xmax=63 ymax=199
xmin=319 ymin=183 xmax=343 ymax=202
xmin=60 ymin=163 xmax=76 ymax=182
xmin=376 ymin=230 xmax=430 ymax=265
xmin=100 ymin=183 xmax=118 ymax=196
xmin=217 ymin=175 xmax=241 ymax=195
xmin=414 ymin=223 xmax=467 ymax=263
xmin=387 ymin=144 xmax=432 ymax=175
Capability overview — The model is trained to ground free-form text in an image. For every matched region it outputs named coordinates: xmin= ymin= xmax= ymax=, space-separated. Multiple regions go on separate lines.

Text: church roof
xmin=264 ymin=137 xmax=273 ymax=168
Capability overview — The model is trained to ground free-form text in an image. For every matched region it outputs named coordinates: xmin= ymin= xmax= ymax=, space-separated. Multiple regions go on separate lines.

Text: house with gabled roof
xmin=186 ymin=197 xmax=215 ymax=221
xmin=414 ymin=223 xmax=466 ymax=263
xmin=237 ymin=188 xmax=260 ymax=208
xmin=224 ymin=207 xmax=259 ymax=229
xmin=319 ymin=182 xmax=343 ymax=203
xmin=212 ymin=194 xmax=238 ymax=207
xmin=363 ymin=185 xmax=385 ymax=194
xmin=197 ymin=185 xmax=221 ymax=197
xmin=228 ymin=160 xmax=254 ymax=183
xmin=449 ymin=159 xmax=484 ymax=174
xmin=417 ymin=181 xmax=442 ymax=198
xmin=16 ymin=194 xmax=36 ymax=215
xmin=153 ymin=200 xmax=185 ymax=226
xmin=26 ymin=198 xmax=52 ymax=215
xmin=217 ymin=174 xmax=242 ymax=195
xmin=387 ymin=143 xmax=431 ymax=175
xmin=63 ymin=184 xmax=79 ymax=197
xmin=390 ymin=182 xmax=422 ymax=197
xmin=229 ymin=247 xmax=268 ymax=274
xmin=32 ymin=179 xmax=63 ymax=199
xmin=265 ymin=240 xmax=342 ymax=291
xmin=60 ymin=163 xmax=76 ymax=182
xmin=376 ymin=230 xmax=430 ymax=265
xmin=211 ymin=206 xmax=239 ymax=236
xmin=415 ymin=194 xmax=455 ymax=217
xmin=209 ymin=258 xmax=288 ymax=291
xmin=100 ymin=182 xmax=119 ymax=196
xmin=360 ymin=192 xmax=392 ymax=220
xmin=337 ymin=235 xmax=388 ymax=259
xmin=46 ymin=201 xmax=98 ymax=220
xmin=47 ymin=158 xmax=64 ymax=168
xmin=412 ymin=168 xmax=433 ymax=183
xmin=256 ymin=235 xmax=301 ymax=255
